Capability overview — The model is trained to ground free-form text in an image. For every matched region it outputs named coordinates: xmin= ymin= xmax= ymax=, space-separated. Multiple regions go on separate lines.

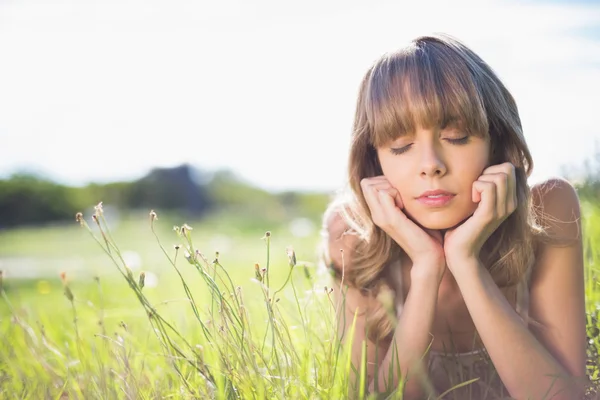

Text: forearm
xmin=368 ymin=271 xmax=439 ymax=398
xmin=454 ymin=259 xmax=578 ymax=399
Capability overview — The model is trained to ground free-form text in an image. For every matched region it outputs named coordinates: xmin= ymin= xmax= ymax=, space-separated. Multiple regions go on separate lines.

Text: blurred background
xmin=1 ymin=0 xmax=599 ymax=283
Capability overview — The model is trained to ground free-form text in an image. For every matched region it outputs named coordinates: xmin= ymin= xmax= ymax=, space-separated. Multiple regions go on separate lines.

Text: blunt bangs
xmin=364 ymin=39 xmax=490 ymax=148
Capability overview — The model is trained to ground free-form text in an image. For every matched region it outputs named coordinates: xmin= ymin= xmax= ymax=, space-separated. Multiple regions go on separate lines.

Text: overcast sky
xmin=1 ymin=0 xmax=599 ymax=192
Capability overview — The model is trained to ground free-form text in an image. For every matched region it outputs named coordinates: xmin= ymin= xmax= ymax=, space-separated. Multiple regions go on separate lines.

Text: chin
xmin=407 ymin=209 xmax=472 ymax=231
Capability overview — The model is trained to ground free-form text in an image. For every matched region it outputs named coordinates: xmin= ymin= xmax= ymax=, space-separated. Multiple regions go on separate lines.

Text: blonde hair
xmin=322 ymin=33 xmax=543 ymax=343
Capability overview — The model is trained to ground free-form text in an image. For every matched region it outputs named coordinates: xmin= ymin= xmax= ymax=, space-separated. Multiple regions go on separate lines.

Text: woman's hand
xmin=361 ymin=176 xmax=446 ymax=281
xmin=443 ymin=162 xmax=518 ymax=272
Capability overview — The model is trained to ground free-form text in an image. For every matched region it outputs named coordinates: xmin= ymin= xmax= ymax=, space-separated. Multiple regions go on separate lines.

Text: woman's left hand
xmin=443 ymin=162 xmax=518 ymax=272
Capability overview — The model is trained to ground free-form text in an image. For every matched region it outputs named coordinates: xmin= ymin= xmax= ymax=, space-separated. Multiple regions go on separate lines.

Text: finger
xmin=362 ymin=179 xmax=403 ymax=208
xmin=362 ymin=182 xmax=384 ymax=218
xmin=482 ymin=162 xmax=513 ymax=176
xmin=378 ymin=187 xmax=404 ymax=209
xmin=377 ymin=190 xmax=402 ymax=227
xmin=360 ymin=176 xmax=389 ymax=189
xmin=472 ymin=180 xmax=497 ymax=223
xmin=477 ymin=173 xmax=508 ymax=216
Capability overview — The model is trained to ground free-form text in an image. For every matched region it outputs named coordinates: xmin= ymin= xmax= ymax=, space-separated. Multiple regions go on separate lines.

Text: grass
xmin=0 ymin=200 xmax=599 ymax=399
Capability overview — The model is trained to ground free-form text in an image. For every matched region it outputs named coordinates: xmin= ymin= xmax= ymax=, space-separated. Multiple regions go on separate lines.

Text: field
xmin=0 ymin=202 xmax=599 ymax=399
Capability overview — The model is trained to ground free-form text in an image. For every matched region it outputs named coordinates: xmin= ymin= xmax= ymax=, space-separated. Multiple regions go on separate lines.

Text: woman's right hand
xmin=361 ymin=176 xmax=446 ymax=281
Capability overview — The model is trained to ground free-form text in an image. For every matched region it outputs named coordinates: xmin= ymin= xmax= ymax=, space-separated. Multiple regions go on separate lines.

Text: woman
xmin=321 ymin=33 xmax=586 ymax=399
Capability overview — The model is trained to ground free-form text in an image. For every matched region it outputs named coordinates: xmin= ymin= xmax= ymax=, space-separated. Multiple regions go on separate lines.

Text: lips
xmin=417 ymin=189 xmax=455 ymax=199
xmin=416 ymin=190 xmax=456 ymax=207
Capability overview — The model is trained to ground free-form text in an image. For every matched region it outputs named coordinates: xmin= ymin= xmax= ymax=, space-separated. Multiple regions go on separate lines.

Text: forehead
xmin=365 ymin=46 xmax=489 ymax=148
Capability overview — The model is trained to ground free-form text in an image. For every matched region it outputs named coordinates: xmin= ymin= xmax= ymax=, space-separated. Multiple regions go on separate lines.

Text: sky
xmin=1 ymin=0 xmax=599 ymax=192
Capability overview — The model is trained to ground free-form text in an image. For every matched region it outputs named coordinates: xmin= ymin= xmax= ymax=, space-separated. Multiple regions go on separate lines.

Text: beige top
xmin=409 ymin=264 xmax=533 ymax=399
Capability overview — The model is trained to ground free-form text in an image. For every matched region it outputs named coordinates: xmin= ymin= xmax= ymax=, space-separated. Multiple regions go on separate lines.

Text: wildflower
xmin=173 ymin=226 xmax=180 ymax=235
xmin=75 ymin=212 xmax=84 ymax=226
xmin=94 ymin=201 xmax=104 ymax=217
xmin=123 ymin=266 xmax=134 ymax=282
xmin=254 ymin=263 xmax=262 ymax=282
xmin=174 ymin=244 xmax=181 ymax=251
xmin=181 ymin=223 xmax=193 ymax=237
xmin=60 ymin=272 xmax=74 ymax=302
xmin=184 ymin=251 xmax=194 ymax=264
xmin=303 ymin=264 xmax=311 ymax=280
xmin=138 ymin=271 xmax=146 ymax=289
xmin=286 ymin=246 xmax=296 ymax=268
xmin=149 ymin=210 xmax=158 ymax=221
xmin=262 ymin=231 xmax=271 ymax=240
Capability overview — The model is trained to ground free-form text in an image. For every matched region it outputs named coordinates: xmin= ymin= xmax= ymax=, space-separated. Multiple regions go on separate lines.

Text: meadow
xmin=0 ymin=200 xmax=599 ymax=399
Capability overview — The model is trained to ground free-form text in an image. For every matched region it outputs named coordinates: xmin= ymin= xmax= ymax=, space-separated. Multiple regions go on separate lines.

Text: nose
xmin=419 ymin=144 xmax=447 ymax=177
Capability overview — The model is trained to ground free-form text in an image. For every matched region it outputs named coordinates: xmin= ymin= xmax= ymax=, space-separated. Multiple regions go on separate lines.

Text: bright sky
xmin=1 ymin=0 xmax=599 ymax=192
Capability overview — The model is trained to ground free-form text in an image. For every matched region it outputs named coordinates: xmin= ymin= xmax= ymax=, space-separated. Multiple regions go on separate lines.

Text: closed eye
xmin=390 ymin=144 xmax=412 ymax=155
xmin=445 ymin=137 xmax=470 ymax=145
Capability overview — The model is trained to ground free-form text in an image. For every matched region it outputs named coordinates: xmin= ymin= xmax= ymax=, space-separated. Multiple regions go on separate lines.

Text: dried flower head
xmin=75 ymin=212 xmax=84 ymax=226
xmin=262 ymin=231 xmax=271 ymax=240
xmin=60 ymin=272 xmax=74 ymax=301
xmin=181 ymin=223 xmax=193 ymax=236
xmin=124 ymin=265 xmax=134 ymax=280
xmin=254 ymin=263 xmax=262 ymax=282
xmin=94 ymin=201 xmax=104 ymax=216
xmin=286 ymin=246 xmax=296 ymax=268
xmin=149 ymin=210 xmax=158 ymax=221
xmin=138 ymin=271 xmax=146 ymax=289
xmin=174 ymin=244 xmax=181 ymax=251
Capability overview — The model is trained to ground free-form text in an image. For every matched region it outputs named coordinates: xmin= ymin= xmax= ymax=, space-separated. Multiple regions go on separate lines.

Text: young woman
xmin=321 ymin=34 xmax=586 ymax=399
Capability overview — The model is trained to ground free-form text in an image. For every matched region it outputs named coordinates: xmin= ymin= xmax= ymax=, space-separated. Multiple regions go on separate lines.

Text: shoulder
xmin=321 ymin=198 xmax=362 ymax=275
xmin=531 ymin=177 xmax=581 ymax=245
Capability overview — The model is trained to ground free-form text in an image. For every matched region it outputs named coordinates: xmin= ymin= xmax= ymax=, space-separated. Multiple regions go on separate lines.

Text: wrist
xmin=410 ymin=262 xmax=445 ymax=286
xmin=447 ymin=256 xmax=482 ymax=282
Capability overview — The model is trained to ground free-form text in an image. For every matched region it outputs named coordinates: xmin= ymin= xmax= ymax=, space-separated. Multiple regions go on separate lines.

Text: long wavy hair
xmin=323 ymin=33 xmax=543 ymax=343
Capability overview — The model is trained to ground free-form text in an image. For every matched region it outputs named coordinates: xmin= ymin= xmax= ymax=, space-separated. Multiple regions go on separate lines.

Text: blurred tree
xmin=0 ymin=174 xmax=81 ymax=228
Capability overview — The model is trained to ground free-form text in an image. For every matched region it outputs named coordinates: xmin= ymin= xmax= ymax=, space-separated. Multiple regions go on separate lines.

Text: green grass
xmin=0 ymin=201 xmax=599 ymax=399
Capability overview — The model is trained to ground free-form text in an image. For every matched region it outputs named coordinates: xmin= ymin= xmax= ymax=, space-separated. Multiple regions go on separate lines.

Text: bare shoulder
xmin=321 ymin=200 xmax=361 ymax=275
xmin=531 ymin=177 xmax=582 ymax=243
